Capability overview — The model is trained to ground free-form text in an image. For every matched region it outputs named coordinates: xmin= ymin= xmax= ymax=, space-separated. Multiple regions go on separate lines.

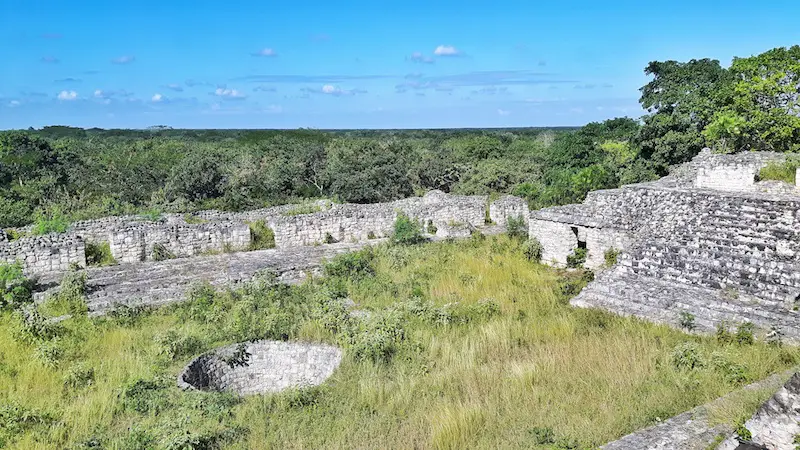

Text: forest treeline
xmin=1 ymin=45 xmax=798 ymax=228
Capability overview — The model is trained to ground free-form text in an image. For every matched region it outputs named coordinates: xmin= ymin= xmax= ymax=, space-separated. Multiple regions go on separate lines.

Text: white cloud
xmin=409 ymin=52 xmax=434 ymax=64
xmin=322 ymin=84 xmax=336 ymax=94
xmin=497 ymin=108 xmax=511 ymax=116
xmin=434 ymin=45 xmax=460 ymax=56
xmin=304 ymin=84 xmax=365 ymax=96
xmin=57 ymin=90 xmax=78 ymax=100
xmin=151 ymin=93 xmax=164 ymax=102
xmin=214 ymin=87 xmax=247 ymax=99
xmin=111 ymin=55 xmax=135 ymax=64
xmin=94 ymin=89 xmax=105 ymax=98
xmin=8 ymin=100 xmax=21 ymax=107
xmin=252 ymin=48 xmax=277 ymax=57
xmin=165 ymin=83 xmax=184 ymax=92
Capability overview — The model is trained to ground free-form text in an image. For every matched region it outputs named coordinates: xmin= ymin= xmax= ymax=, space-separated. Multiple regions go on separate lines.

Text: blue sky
xmin=1 ymin=0 xmax=798 ymax=129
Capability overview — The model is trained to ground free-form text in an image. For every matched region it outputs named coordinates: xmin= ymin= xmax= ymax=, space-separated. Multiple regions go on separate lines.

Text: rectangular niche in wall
xmin=571 ymin=226 xmax=587 ymax=249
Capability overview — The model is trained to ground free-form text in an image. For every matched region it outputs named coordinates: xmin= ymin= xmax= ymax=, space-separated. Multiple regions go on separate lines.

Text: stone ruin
xmin=178 ymin=340 xmax=343 ymax=395
xmin=2 ymin=190 xmax=527 ymax=276
xmin=530 ymin=149 xmax=800 ymax=342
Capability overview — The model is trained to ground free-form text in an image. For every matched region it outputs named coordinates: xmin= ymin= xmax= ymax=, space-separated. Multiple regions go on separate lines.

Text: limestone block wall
xmin=695 ymin=164 xmax=760 ymax=191
xmin=272 ymin=191 xmax=490 ymax=249
xmin=489 ymin=195 xmax=529 ymax=227
xmin=0 ymin=234 xmax=85 ymax=274
xmin=529 ymin=218 xmax=578 ymax=266
xmin=178 ymin=340 xmax=343 ymax=395
xmin=109 ymin=222 xmax=251 ymax=263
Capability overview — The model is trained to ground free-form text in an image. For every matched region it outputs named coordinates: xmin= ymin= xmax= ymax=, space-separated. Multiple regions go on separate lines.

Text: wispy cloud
xmin=8 ymin=100 xmax=21 ymax=107
xmin=185 ymin=79 xmax=215 ymax=87
xmin=232 ymin=74 xmax=392 ymax=83
xmin=408 ymin=52 xmax=435 ymax=64
xmin=396 ymin=70 xmax=573 ymax=93
xmin=472 ymin=86 xmax=509 ymax=95
xmin=405 ymin=73 xmax=424 ymax=79
xmin=253 ymin=85 xmax=277 ymax=92
xmin=111 ymin=55 xmax=135 ymax=64
xmin=433 ymin=45 xmax=461 ymax=56
xmin=301 ymin=84 xmax=366 ymax=96
xmin=57 ymin=90 xmax=78 ymax=101
xmin=151 ymin=93 xmax=164 ymax=103
xmin=164 ymin=83 xmax=184 ymax=92
xmin=55 ymin=77 xmax=82 ymax=84
xmin=251 ymin=48 xmax=277 ymax=57
xmin=41 ymin=56 xmax=59 ymax=64
xmin=213 ymin=87 xmax=247 ymax=99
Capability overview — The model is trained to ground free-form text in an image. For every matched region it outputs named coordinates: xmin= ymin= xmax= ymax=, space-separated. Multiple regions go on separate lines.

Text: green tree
xmin=325 ymin=138 xmax=413 ymax=203
xmin=705 ymin=46 xmax=800 ymax=152
xmin=635 ymin=59 xmax=732 ymax=167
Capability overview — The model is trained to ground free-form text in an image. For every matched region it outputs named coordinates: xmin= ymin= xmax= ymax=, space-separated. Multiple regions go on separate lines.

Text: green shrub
xmin=11 ymin=308 xmax=61 ymax=344
xmin=85 ymin=241 xmax=116 ymax=266
xmin=603 ymin=247 xmax=621 ymax=267
xmin=710 ymin=352 xmax=748 ymax=384
xmin=566 ymin=247 xmax=588 ymax=268
xmin=324 ymin=248 xmax=376 ymax=280
xmin=522 ymin=238 xmax=543 ymax=262
xmin=0 ymin=403 xmax=55 ymax=445
xmin=678 ymin=311 xmax=696 ymax=331
xmin=248 ymin=220 xmax=275 ymax=250
xmin=42 ymin=267 xmax=88 ymax=317
xmin=63 ymin=363 xmax=96 ymax=389
xmin=391 ymin=213 xmax=425 ymax=245
xmin=222 ymin=343 xmax=251 ymax=368
xmin=34 ymin=338 xmax=64 ymax=368
xmin=505 ymin=215 xmax=528 ymax=240
xmin=671 ymin=342 xmax=705 ymax=370
xmin=139 ymin=208 xmax=163 ymax=222
xmin=0 ymin=262 xmax=33 ymax=310
xmin=735 ymin=322 xmax=755 ymax=345
xmin=108 ymin=303 xmax=151 ymax=327
xmin=528 ymin=427 xmax=556 ymax=445
xmin=735 ymin=422 xmax=752 ymax=441
xmin=716 ymin=322 xmax=734 ymax=344
xmin=152 ymin=243 xmax=176 ymax=261
xmin=121 ymin=378 xmax=171 ymax=414
xmin=350 ymin=313 xmax=406 ymax=363
xmin=31 ymin=207 xmax=69 ymax=235
xmin=154 ymin=330 xmax=204 ymax=361
xmin=758 ymin=159 xmax=799 ymax=184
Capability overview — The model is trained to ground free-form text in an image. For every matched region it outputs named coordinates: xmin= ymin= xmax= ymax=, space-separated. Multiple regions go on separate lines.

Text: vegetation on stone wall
xmin=0 ymin=236 xmax=793 ymax=448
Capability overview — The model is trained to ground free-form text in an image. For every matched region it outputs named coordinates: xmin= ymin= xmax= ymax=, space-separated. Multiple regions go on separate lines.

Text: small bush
xmin=42 ymin=267 xmax=88 ymax=316
xmin=426 ymin=220 xmax=437 ymax=235
xmin=710 ymin=352 xmax=748 ymax=384
xmin=152 ymin=243 xmax=176 ymax=261
xmin=350 ymin=313 xmax=406 ymax=363
xmin=716 ymin=322 xmax=734 ymax=344
xmin=11 ymin=308 xmax=61 ymax=344
xmin=31 ymin=207 xmax=69 ymax=235
xmin=223 ymin=343 xmax=251 ymax=368
xmin=108 ymin=303 xmax=151 ymax=327
xmin=121 ymin=378 xmax=171 ymax=414
xmin=248 ymin=220 xmax=275 ymax=250
xmin=34 ymin=338 xmax=64 ymax=368
xmin=735 ymin=422 xmax=752 ymax=441
xmin=324 ymin=248 xmax=376 ymax=280
xmin=603 ymin=247 xmax=621 ymax=267
xmin=735 ymin=322 xmax=755 ymax=345
xmin=85 ymin=241 xmax=116 ymax=266
xmin=154 ymin=330 xmax=204 ymax=361
xmin=63 ymin=363 xmax=96 ymax=389
xmin=566 ymin=248 xmax=588 ymax=268
xmin=528 ymin=427 xmax=555 ymax=445
xmin=505 ymin=215 xmax=528 ymax=240
xmin=671 ymin=342 xmax=705 ymax=370
xmin=678 ymin=311 xmax=696 ymax=331
xmin=0 ymin=262 xmax=33 ymax=310
xmin=391 ymin=213 xmax=425 ymax=245
xmin=139 ymin=208 xmax=163 ymax=222
xmin=521 ymin=238 xmax=543 ymax=262
xmin=0 ymin=403 xmax=55 ymax=444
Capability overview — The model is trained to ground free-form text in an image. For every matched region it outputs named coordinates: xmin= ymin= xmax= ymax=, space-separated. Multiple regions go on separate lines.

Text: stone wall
xmin=489 ymin=195 xmax=529 ymax=227
xmin=178 ymin=340 xmax=343 ymax=395
xmin=109 ymin=222 xmax=251 ymax=263
xmin=271 ymin=191 xmax=488 ymax=249
xmin=0 ymin=234 xmax=85 ymax=275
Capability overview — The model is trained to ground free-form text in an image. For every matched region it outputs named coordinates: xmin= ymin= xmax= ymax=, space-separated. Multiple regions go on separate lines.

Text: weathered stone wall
xmin=109 ymin=222 xmax=251 ymax=263
xmin=489 ymin=195 xmax=529 ymax=227
xmin=718 ymin=372 xmax=800 ymax=449
xmin=0 ymin=234 xmax=85 ymax=275
xmin=178 ymin=340 xmax=343 ymax=395
xmin=271 ymin=191 xmax=488 ymax=249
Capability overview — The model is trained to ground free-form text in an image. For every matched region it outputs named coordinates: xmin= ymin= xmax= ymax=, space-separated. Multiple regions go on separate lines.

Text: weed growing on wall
xmin=151 ymin=243 xmax=176 ymax=261
xmin=85 ymin=241 xmax=116 ymax=266
xmin=603 ymin=247 xmax=621 ymax=267
xmin=248 ymin=220 xmax=275 ymax=250
xmin=566 ymin=247 xmax=588 ymax=268
xmin=757 ymin=158 xmax=800 ymax=184
xmin=31 ymin=207 xmax=69 ymax=235
xmin=505 ymin=215 xmax=527 ymax=240
xmin=391 ymin=213 xmax=425 ymax=245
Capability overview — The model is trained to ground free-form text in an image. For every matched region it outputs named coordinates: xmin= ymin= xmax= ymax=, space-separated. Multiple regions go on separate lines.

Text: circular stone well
xmin=178 ymin=340 xmax=342 ymax=395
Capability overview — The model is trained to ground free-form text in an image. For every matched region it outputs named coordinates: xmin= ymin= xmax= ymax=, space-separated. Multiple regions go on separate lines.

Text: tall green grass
xmin=0 ymin=235 xmax=794 ymax=449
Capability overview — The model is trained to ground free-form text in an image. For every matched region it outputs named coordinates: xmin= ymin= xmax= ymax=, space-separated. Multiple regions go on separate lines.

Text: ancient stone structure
xmin=489 ymin=194 xmax=530 ymax=227
xmin=178 ymin=340 xmax=342 ymax=395
xmin=0 ymin=233 xmax=85 ymax=275
xmin=3 ymin=191 xmax=498 ymax=275
xmin=601 ymin=371 xmax=792 ymax=449
xmin=718 ymin=373 xmax=800 ymax=449
xmin=532 ymin=149 xmax=800 ymax=342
